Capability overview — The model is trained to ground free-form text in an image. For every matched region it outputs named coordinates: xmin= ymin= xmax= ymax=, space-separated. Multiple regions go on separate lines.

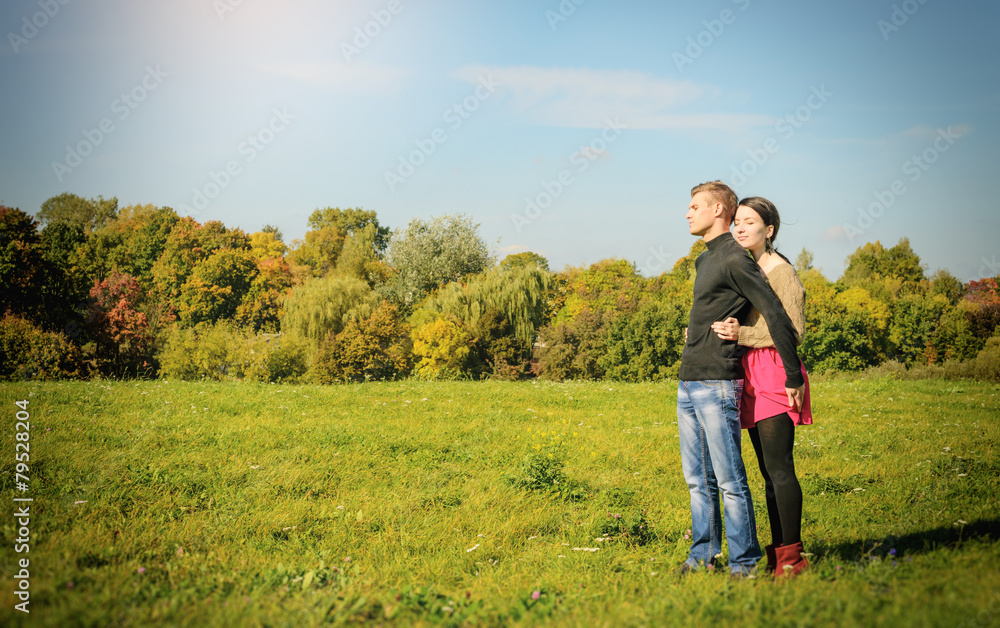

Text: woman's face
xmin=732 ymin=205 xmax=773 ymax=251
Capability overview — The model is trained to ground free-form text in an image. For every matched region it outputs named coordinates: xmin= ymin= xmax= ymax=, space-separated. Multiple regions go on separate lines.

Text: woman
xmin=711 ymin=196 xmax=812 ymax=578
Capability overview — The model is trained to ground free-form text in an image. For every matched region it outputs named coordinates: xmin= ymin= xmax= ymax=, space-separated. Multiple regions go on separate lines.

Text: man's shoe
xmin=677 ymin=561 xmax=698 ymax=576
xmin=729 ymin=566 xmax=758 ymax=580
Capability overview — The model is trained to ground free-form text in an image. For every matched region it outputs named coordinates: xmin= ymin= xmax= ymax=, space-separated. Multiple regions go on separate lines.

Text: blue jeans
xmin=677 ymin=380 xmax=761 ymax=574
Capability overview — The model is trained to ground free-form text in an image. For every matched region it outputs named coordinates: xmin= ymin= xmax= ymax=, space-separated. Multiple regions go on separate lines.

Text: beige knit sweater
xmin=738 ymin=262 xmax=806 ymax=348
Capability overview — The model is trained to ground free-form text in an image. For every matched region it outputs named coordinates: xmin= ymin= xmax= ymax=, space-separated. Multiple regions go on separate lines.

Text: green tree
xmin=175 ymin=248 xmax=259 ymax=326
xmin=794 ymin=248 xmax=814 ymax=273
xmin=842 ymin=238 xmax=925 ymax=288
xmin=288 ymin=207 xmax=390 ymax=278
xmin=38 ymin=221 xmax=89 ymax=333
xmin=929 ymin=269 xmax=966 ymax=305
xmin=0 ymin=207 xmax=45 ymax=322
xmin=599 ymin=298 xmax=688 ymax=381
xmin=333 ymin=222 xmax=393 ymax=287
xmin=500 ymin=251 xmax=550 ymax=272
xmin=37 ymin=193 xmax=119 ymax=232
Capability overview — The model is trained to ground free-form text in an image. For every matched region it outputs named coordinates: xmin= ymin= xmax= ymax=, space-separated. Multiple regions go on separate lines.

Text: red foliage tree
xmin=85 ymin=271 xmax=155 ymax=377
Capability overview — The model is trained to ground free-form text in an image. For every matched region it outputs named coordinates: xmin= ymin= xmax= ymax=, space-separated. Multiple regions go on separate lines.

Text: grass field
xmin=1 ymin=376 xmax=999 ymax=626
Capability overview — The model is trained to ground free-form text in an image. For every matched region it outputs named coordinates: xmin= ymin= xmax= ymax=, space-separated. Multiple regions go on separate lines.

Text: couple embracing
xmin=677 ymin=180 xmax=813 ymax=579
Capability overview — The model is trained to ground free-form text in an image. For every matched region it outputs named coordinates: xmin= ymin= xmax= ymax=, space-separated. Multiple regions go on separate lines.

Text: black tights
xmin=747 ymin=413 xmax=802 ymax=546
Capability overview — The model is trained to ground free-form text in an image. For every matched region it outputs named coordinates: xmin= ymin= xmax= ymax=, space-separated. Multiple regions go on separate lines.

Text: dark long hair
xmin=738 ymin=196 xmax=791 ymax=263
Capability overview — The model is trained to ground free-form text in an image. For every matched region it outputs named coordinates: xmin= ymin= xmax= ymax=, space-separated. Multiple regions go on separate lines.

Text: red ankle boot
xmin=775 ymin=542 xmax=808 ymax=578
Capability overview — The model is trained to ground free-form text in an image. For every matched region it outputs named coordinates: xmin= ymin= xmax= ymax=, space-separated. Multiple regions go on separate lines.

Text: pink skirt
xmin=740 ymin=346 xmax=813 ymax=429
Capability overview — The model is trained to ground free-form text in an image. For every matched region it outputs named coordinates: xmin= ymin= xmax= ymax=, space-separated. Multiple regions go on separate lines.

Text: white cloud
xmin=823 ymin=225 xmax=846 ymax=241
xmin=261 ymin=61 xmax=405 ymax=92
xmin=453 ymin=65 xmax=773 ymax=131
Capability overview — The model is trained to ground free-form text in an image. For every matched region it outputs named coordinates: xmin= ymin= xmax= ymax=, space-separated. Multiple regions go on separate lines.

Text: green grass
xmin=1 ymin=377 xmax=999 ymax=626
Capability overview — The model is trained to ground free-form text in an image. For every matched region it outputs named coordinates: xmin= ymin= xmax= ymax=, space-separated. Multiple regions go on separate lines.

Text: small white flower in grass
xmin=944 ymin=447 xmax=952 ymax=452
xmin=955 ymin=520 xmax=968 ymax=526
xmin=528 ymin=536 xmax=538 ymax=540
xmin=573 ymin=547 xmax=600 ymax=552
xmin=74 ymin=500 xmax=87 ymax=505
xmin=250 ymin=465 xmax=261 ymax=469
xmin=467 ymin=544 xmax=480 ymax=552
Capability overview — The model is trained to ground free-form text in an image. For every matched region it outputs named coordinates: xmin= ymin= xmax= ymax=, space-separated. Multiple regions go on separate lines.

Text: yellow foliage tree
xmin=411 ymin=317 xmax=470 ymax=379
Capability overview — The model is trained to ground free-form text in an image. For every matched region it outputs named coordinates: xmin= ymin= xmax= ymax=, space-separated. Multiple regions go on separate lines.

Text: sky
xmin=2 ymin=0 xmax=999 ymax=281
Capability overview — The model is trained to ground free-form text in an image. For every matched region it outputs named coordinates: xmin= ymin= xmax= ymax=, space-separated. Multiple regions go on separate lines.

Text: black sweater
xmin=678 ymin=233 xmax=805 ymax=388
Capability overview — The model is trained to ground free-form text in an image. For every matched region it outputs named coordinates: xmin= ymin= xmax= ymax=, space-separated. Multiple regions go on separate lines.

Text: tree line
xmin=2 ymin=193 xmax=998 ymax=383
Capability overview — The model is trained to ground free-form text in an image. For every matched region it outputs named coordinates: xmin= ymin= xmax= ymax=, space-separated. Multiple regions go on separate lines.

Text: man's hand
xmin=786 ymin=385 xmax=805 ymax=412
xmin=711 ymin=317 xmax=740 ymax=342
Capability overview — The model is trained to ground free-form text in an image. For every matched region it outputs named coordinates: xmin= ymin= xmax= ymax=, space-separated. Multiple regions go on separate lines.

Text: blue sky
xmin=2 ymin=0 xmax=998 ymax=280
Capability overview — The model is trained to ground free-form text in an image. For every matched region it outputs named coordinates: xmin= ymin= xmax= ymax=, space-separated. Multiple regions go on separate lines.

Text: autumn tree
xmin=84 ymin=271 xmax=155 ymax=377
xmin=288 ymin=207 xmax=390 ymax=278
xmin=175 ymin=248 xmax=258 ymax=326
xmin=313 ymin=301 xmax=411 ymax=383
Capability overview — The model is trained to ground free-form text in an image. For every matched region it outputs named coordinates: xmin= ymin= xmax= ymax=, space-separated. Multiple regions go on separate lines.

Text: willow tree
xmin=280 ymin=274 xmax=380 ymax=344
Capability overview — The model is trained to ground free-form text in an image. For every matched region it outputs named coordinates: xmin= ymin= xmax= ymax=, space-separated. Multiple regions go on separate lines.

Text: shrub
xmin=599 ymin=299 xmax=686 ymax=381
xmin=536 ymin=309 xmax=609 ymax=380
xmin=159 ymin=322 xmax=309 ymax=383
xmin=0 ymin=313 xmax=81 ymax=381
xmin=312 ymin=301 xmax=412 ymax=383
xmin=593 ymin=510 xmax=656 ymax=546
xmin=410 ymin=316 xmax=472 ymax=380
xmin=507 ymin=429 xmax=589 ymax=502
xmin=158 ymin=322 xmax=242 ymax=381
xmin=236 ymin=333 xmax=309 ymax=384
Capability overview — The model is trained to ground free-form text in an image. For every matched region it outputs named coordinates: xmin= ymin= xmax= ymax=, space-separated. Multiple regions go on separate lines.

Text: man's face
xmin=686 ymin=191 xmax=719 ymax=237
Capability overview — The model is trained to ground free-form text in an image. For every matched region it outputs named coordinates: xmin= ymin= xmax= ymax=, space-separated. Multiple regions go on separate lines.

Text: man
xmin=677 ymin=181 xmax=805 ymax=577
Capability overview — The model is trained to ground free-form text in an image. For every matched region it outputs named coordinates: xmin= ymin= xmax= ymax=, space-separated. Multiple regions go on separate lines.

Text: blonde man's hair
xmin=691 ymin=180 xmax=738 ymax=224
